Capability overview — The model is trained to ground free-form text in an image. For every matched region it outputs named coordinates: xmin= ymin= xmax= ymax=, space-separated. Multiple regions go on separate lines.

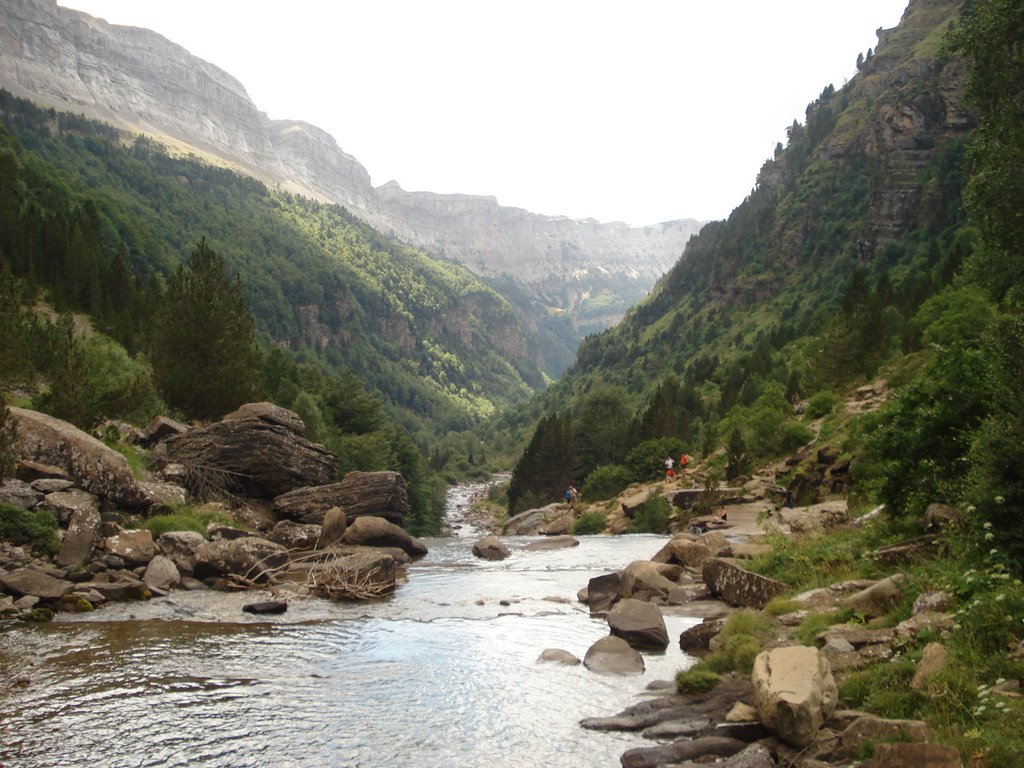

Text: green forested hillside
xmin=506 ymin=0 xmax=1024 ymax=560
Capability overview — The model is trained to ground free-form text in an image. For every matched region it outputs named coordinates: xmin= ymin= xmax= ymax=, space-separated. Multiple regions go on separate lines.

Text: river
xmin=0 ymin=483 xmax=704 ymax=767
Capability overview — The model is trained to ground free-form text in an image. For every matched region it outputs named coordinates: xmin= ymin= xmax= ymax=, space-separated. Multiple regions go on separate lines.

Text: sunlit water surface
xmin=0 ymin=484 xmax=702 ymax=767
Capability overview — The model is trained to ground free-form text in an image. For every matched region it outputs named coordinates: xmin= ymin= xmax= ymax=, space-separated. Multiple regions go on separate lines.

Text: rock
xmin=138 ymin=480 xmax=189 ymax=513
xmin=207 ymin=524 xmax=250 ymax=541
xmin=583 ymin=635 xmax=645 ymax=675
xmin=157 ymin=530 xmax=207 ymax=577
xmin=680 ymin=618 xmax=726 ymax=652
xmin=102 ymin=528 xmax=158 ymax=567
xmin=9 ymin=407 xmax=148 ymax=507
xmin=815 ymin=626 xmax=896 ymax=649
xmin=159 ymin=404 xmax=337 ymax=500
xmin=895 ymin=611 xmax=955 ymax=642
xmin=143 ymin=555 xmax=181 ymax=590
xmin=307 ymin=551 xmax=397 ymax=598
xmin=651 ymin=536 xmax=712 ymax=568
xmin=910 ymin=642 xmax=948 ymax=691
xmin=472 ymin=535 xmax=510 ymax=561
xmin=319 ymin=506 xmax=347 ymax=547
xmin=844 ymin=573 xmax=907 ymax=618
xmin=54 ymin=501 xmax=102 ymax=569
xmin=76 ymin=579 xmax=150 ymax=601
xmin=16 ymin=460 xmax=71 ymax=482
xmin=523 ymin=535 xmax=578 ymax=551
xmin=620 ymin=736 xmax=747 ymax=768
xmin=273 ymin=472 xmax=409 ymax=526
xmin=621 ymin=560 xmax=678 ymax=600
xmin=537 ymin=649 xmax=580 ymax=665
xmin=0 ymin=568 xmax=74 ymax=599
xmin=703 ymin=558 xmax=788 ymax=608
xmin=341 ymin=515 xmax=427 ymax=557
xmin=501 ymin=503 xmax=563 ymax=535
xmin=751 ymin=646 xmax=838 ymax=748
xmin=729 ymin=543 xmax=773 ymax=559
xmin=726 ymin=702 xmax=760 ymax=722
xmin=30 ymin=478 xmax=74 ymax=494
xmin=721 ymin=743 xmax=776 ymax=768
xmin=267 ymin=520 xmax=323 ymax=550
xmin=868 ymin=535 xmax=939 ymax=565
xmin=777 ymin=500 xmax=849 ymax=532
xmin=141 ymin=415 xmax=190 ymax=446
xmin=871 ymin=743 xmax=963 ymax=767
xmin=923 ymin=502 xmax=963 ymax=531
xmin=0 ymin=479 xmax=44 ymax=509
xmin=607 ymin=598 xmax=669 ymax=650
xmin=242 ymin=600 xmax=288 ymax=615
xmin=832 ymin=716 xmax=931 ymax=760
xmin=193 ymin=537 xmax=290 ymax=582
xmin=587 ymin=572 xmax=623 ymax=613
xmin=40 ymin=488 xmax=99 ymax=526
xmin=224 ymin=402 xmax=307 ymax=434
xmin=912 ymin=590 xmax=950 ymax=615
xmin=539 ymin=512 xmax=574 ymax=535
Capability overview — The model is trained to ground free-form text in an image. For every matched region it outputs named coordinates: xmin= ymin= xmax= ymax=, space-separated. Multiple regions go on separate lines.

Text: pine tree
xmin=149 ymin=239 xmax=258 ymax=421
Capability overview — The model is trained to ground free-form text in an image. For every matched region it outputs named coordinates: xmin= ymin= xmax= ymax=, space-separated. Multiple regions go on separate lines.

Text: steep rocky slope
xmin=0 ymin=0 xmax=702 ymax=345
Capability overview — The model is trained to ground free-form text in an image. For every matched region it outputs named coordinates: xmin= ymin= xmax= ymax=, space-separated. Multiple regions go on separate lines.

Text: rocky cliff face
xmin=0 ymin=0 xmax=702 ymax=333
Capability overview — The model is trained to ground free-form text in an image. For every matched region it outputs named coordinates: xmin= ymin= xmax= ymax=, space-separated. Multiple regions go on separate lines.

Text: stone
xmin=341 ymin=515 xmax=427 ymax=557
xmin=641 ymin=718 xmax=713 ymax=739
xmin=607 ymin=598 xmax=669 ymax=650
xmin=703 ymin=558 xmax=788 ymax=608
xmin=726 ymin=702 xmax=761 ymax=722
xmin=0 ymin=479 xmax=43 ymax=510
xmin=54 ymin=500 xmax=102 ymax=569
xmin=620 ymin=736 xmax=747 ymax=768
xmin=871 ymin=743 xmax=963 ymax=767
xmin=472 ymin=535 xmax=510 ymax=561
xmin=102 ymin=528 xmax=157 ymax=567
xmin=833 ymin=716 xmax=932 ymax=760
xmin=501 ymin=503 xmax=563 ymax=535
xmin=844 ymin=573 xmax=907 ymax=618
xmin=777 ymin=500 xmax=849 ymax=532
xmin=76 ymin=579 xmax=150 ymax=601
xmin=895 ymin=611 xmax=955 ymax=641
xmin=0 ymin=568 xmax=74 ymax=599
xmin=141 ymin=415 xmax=190 ymax=446
xmin=9 ymin=407 xmax=148 ymax=507
xmin=583 ymin=635 xmax=645 ymax=675
xmin=143 ymin=555 xmax=181 ymax=590
xmin=751 ymin=646 xmax=838 ymax=748
xmin=138 ymin=480 xmax=189 ymax=513
xmin=242 ymin=600 xmax=288 ymax=615
xmin=157 ymin=530 xmax=207 ymax=577
xmin=721 ymin=743 xmax=776 ymax=768
xmin=587 ymin=572 xmax=622 ymax=613
xmin=912 ymin=590 xmax=950 ymax=615
xmin=537 ymin=649 xmax=580 ymax=665
xmin=523 ymin=535 xmax=578 ymax=551
xmin=923 ymin=502 xmax=963 ymax=531
xmin=539 ymin=512 xmax=574 ymax=536
xmin=319 ymin=506 xmax=347 ymax=547
xmin=193 ymin=537 xmax=290 ymax=582
xmin=267 ymin=520 xmax=323 ymax=550
xmin=910 ymin=642 xmax=948 ymax=691
xmin=621 ymin=560 xmax=678 ymax=600
xmin=651 ymin=535 xmax=712 ymax=568
xmin=679 ymin=618 xmax=725 ymax=652
xmin=16 ymin=460 xmax=70 ymax=482
xmin=307 ymin=551 xmax=397 ymax=598
xmin=30 ymin=478 xmax=74 ymax=494
xmin=273 ymin=472 xmax=409 ymax=526
xmin=159 ymin=405 xmax=337 ymax=500
xmin=224 ymin=402 xmax=306 ymax=434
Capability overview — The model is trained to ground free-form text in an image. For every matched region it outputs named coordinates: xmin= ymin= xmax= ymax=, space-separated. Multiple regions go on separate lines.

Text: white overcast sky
xmin=60 ymin=1 xmax=909 ymax=226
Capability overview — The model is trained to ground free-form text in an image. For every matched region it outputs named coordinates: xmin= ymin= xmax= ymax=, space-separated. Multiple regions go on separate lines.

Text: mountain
xmin=0 ymin=0 xmax=704 ymax=374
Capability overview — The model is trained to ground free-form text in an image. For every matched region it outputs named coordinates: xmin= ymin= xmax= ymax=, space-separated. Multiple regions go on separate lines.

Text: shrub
xmin=571 ymin=509 xmax=607 ymax=535
xmin=805 ymin=390 xmax=841 ymax=419
xmin=141 ymin=508 xmax=234 ymax=539
xmin=581 ymin=464 xmax=633 ymax=501
xmin=675 ymin=664 xmax=721 ymax=694
xmin=624 ymin=438 xmax=685 ymax=481
xmin=0 ymin=503 xmax=60 ymax=555
xmin=780 ymin=420 xmax=813 ymax=451
xmin=630 ymin=492 xmax=670 ymax=533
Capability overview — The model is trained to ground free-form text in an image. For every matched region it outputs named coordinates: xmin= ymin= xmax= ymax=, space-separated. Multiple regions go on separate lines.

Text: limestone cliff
xmin=0 ymin=0 xmax=702 ymax=337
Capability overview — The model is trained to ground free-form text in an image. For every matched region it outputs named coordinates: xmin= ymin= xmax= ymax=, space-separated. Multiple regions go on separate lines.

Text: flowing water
xmin=0 ymin=484 xmax=704 ymax=767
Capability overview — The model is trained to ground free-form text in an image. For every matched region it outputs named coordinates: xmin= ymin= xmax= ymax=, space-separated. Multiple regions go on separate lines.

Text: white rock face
xmin=0 ymin=0 xmax=703 ymax=333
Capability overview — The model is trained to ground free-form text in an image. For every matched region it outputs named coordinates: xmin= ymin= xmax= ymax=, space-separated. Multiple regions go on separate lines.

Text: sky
xmin=60 ymin=1 xmax=910 ymax=226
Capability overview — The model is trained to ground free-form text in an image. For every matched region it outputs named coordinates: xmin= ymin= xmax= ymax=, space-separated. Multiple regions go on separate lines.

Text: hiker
xmin=564 ymin=485 xmax=578 ymax=508
xmin=664 ymin=456 xmax=675 ymax=478
xmin=678 ymin=453 xmax=689 ymax=476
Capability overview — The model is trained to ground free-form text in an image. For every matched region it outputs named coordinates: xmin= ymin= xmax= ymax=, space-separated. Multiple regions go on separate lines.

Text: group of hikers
xmin=664 ymin=452 xmax=690 ymax=479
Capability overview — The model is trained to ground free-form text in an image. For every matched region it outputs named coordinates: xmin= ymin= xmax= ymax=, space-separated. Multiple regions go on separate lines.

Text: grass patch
xmin=629 ymin=492 xmax=670 ymax=534
xmin=0 ymin=503 xmax=60 ymax=555
xmin=675 ymin=664 xmax=721 ymax=694
xmin=571 ymin=509 xmax=607 ymax=535
xmin=141 ymin=507 xmax=235 ymax=539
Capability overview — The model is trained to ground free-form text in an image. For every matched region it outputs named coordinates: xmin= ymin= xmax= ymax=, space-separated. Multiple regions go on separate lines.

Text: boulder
xmin=242 ymin=600 xmax=288 ymax=615
xmin=720 ymin=743 xmax=776 ymax=768
xmin=273 ymin=471 xmax=409 ymax=526
xmin=308 ymin=550 xmax=397 ymax=598
xmin=833 ymin=716 xmax=932 ymax=760
xmin=923 ymin=502 xmax=964 ymax=531
xmin=102 ymin=528 xmax=157 ymax=567
xmin=680 ymin=618 xmax=726 ymax=652
xmin=143 ymin=555 xmax=181 ymax=590
xmin=224 ymin=402 xmax=306 ymax=434
xmin=54 ymin=501 xmax=102 ymax=569
xmin=539 ymin=512 xmax=574 ymax=536
xmin=844 ymin=573 xmax=907 ymax=618
xmin=472 ymin=535 xmax=511 ymax=561
xmin=587 ymin=572 xmax=623 ymax=613
xmin=76 ymin=579 xmax=150 ymax=602
xmin=583 ymin=635 xmax=645 ymax=675
xmin=40 ymin=488 xmax=99 ymax=526
xmin=607 ymin=598 xmax=669 ymax=649
xmin=0 ymin=479 xmax=44 ymax=510
xmin=267 ymin=520 xmax=323 ymax=550
xmin=0 ymin=568 xmax=74 ymax=599
xmin=703 ymin=558 xmax=788 ymax=608
xmin=651 ymin=535 xmax=712 ymax=568
xmin=501 ymin=503 xmax=564 ymax=535
xmin=777 ymin=500 xmax=849 ymax=532
xmin=871 ymin=743 xmax=963 ymax=767
xmin=751 ymin=646 xmax=838 ymax=748
xmin=138 ymin=480 xmax=189 ymax=513
xmin=341 ymin=515 xmax=427 ymax=557
xmin=537 ymin=649 xmax=580 ymax=665
xmin=910 ymin=642 xmax=949 ymax=691
xmin=319 ymin=506 xmax=347 ymax=547
xmin=620 ymin=737 xmax=747 ymax=768
xmin=10 ymin=407 xmax=148 ymax=507
xmin=193 ymin=537 xmax=290 ymax=582
xmin=16 ymin=460 xmax=70 ymax=482
xmin=159 ymin=404 xmax=337 ymax=500
xmin=141 ymin=415 xmax=190 ymax=447
xmin=523 ymin=535 xmax=578 ymax=551
xmin=157 ymin=530 xmax=207 ymax=577
xmin=621 ymin=560 xmax=679 ymax=600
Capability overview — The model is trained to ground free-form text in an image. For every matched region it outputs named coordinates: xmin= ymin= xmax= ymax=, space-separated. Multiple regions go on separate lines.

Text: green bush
xmin=571 ymin=509 xmax=607 ymax=535
xmin=630 ymin=492 xmax=670 ymax=533
xmin=780 ymin=420 xmax=813 ymax=451
xmin=581 ymin=464 xmax=633 ymax=501
xmin=0 ymin=503 xmax=60 ymax=555
xmin=624 ymin=438 xmax=685 ymax=481
xmin=805 ymin=390 xmax=841 ymax=419
xmin=675 ymin=664 xmax=721 ymax=694
xmin=141 ymin=508 xmax=235 ymax=539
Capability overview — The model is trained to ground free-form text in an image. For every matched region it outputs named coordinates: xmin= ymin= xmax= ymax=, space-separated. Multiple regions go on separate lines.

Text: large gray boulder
xmin=159 ymin=403 xmax=337 ymax=500
xmin=587 ymin=572 xmax=622 ymax=613
xmin=607 ymin=598 xmax=669 ymax=649
xmin=102 ymin=528 xmax=157 ymax=567
xmin=157 ymin=530 xmax=207 ymax=577
xmin=308 ymin=551 xmax=397 ymax=599
xmin=501 ymin=503 xmax=564 ymax=535
xmin=192 ymin=537 xmax=290 ymax=582
xmin=54 ymin=500 xmax=102 ymax=569
xmin=583 ymin=635 xmax=645 ymax=675
xmin=143 ymin=555 xmax=181 ymax=590
xmin=273 ymin=471 xmax=409 ymax=526
xmin=341 ymin=515 xmax=427 ymax=557
xmin=267 ymin=520 xmax=323 ymax=550
xmin=472 ymin=535 xmax=510 ymax=561
xmin=10 ymin=407 xmax=148 ymax=507
xmin=39 ymin=488 xmax=98 ymax=525
xmin=0 ymin=568 xmax=74 ymax=599
xmin=621 ymin=560 xmax=679 ymax=600
xmin=703 ymin=558 xmax=788 ymax=608
xmin=751 ymin=646 xmax=838 ymax=748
